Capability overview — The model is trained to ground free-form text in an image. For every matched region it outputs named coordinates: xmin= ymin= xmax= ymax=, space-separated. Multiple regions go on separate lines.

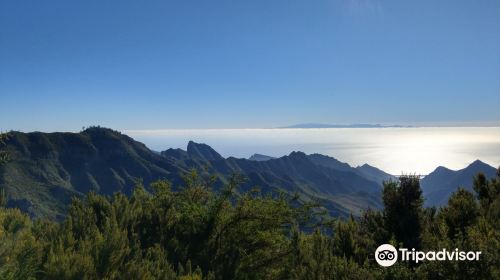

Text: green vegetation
xmin=0 ymin=166 xmax=498 ymax=279
xmin=3 ymin=127 xmax=495 ymax=223
xmin=0 ymin=128 xmax=388 ymax=220
xmin=0 ymin=132 xmax=9 ymax=165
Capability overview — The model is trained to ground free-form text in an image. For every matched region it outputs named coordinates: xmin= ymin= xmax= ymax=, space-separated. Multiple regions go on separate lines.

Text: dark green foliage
xmin=383 ymin=175 xmax=423 ymax=249
xmin=0 ymin=132 xmax=9 ymax=165
xmin=440 ymin=188 xmax=478 ymax=240
xmin=0 ymin=132 xmax=9 ymax=208
xmin=0 ymin=169 xmax=499 ymax=279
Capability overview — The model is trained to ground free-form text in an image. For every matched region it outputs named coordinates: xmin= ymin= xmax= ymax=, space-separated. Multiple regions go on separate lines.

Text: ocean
xmin=125 ymin=127 xmax=500 ymax=175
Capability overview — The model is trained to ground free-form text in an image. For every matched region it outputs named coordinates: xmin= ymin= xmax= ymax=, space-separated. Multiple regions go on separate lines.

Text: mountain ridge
xmin=1 ymin=128 xmax=387 ymax=219
xmin=421 ymin=160 xmax=497 ymax=206
xmin=1 ymin=127 xmax=496 ymax=220
xmin=248 ymin=154 xmax=276 ymax=161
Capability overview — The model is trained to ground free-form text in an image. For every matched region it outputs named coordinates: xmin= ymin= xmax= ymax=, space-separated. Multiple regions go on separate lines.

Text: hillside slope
xmin=0 ymin=128 xmax=390 ymax=219
xmin=421 ymin=160 xmax=497 ymax=206
xmin=0 ymin=128 xmax=186 ymax=219
xmin=162 ymin=143 xmax=384 ymax=216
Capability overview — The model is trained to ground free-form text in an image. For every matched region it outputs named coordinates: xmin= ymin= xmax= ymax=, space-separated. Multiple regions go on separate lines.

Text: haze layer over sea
xmin=125 ymin=127 xmax=500 ymax=175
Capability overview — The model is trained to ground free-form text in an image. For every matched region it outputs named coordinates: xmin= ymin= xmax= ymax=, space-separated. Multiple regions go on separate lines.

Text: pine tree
xmin=383 ymin=175 xmax=424 ymax=250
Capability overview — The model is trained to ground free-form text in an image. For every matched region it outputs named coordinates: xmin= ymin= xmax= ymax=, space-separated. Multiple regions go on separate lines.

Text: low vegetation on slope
xmin=0 ymin=168 xmax=498 ymax=279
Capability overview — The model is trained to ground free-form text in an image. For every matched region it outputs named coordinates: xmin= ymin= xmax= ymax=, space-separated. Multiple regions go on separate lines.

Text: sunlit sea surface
xmin=125 ymin=127 xmax=500 ymax=175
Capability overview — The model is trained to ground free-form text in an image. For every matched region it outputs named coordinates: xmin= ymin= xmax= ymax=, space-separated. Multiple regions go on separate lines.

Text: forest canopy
xmin=0 ymin=167 xmax=498 ymax=280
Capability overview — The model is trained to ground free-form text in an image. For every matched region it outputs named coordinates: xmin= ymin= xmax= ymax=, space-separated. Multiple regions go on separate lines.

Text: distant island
xmin=280 ymin=123 xmax=412 ymax=128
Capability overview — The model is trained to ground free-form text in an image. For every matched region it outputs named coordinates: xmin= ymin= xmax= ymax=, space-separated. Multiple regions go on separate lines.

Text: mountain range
xmin=421 ymin=160 xmax=497 ymax=206
xmin=0 ymin=127 xmax=496 ymax=220
xmin=248 ymin=153 xmax=276 ymax=161
xmin=281 ymin=123 xmax=411 ymax=128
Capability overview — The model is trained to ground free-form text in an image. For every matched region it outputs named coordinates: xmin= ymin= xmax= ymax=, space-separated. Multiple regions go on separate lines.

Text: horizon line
xmin=3 ymin=122 xmax=500 ymax=134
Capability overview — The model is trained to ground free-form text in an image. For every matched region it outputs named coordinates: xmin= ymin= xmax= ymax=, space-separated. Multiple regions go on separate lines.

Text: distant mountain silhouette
xmin=307 ymin=153 xmax=353 ymax=172
xmin=281 ymin=123 xmax=410 ymax=128
xmin=355 ymin=164 xmax=397 ymax=185
xmin=307 ymin=154 xmax=396 ymax=185
xmin=186 ymin=141 xmax=225 ymax=161
xmin=1 ymin=127 xmax=493 ymax=220
xmin=248 ymin=154 xmax=276 ymax=161
xmin=162 ymin=146 xmax=384 ymax=217
xmin=0 ymin=127 xmax=393 ymax=219
xmin=421 ymin=160 xmax=497 ymax=206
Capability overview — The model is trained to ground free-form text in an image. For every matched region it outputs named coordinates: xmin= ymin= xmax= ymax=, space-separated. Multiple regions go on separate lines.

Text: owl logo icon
xmin=375 ymin=244 xmax=398 ymax=267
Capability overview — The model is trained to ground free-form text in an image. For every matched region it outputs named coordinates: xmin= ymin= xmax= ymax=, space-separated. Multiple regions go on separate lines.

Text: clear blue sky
xmin=1 ymin=0 xmax=499 ymax=131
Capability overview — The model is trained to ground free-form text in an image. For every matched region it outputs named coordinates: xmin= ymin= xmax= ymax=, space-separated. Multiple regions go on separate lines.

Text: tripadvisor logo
xmin=374 ymin=244 xmax=482 ymax=267
xmin=375 ymin=244 xmax=398 ymax=267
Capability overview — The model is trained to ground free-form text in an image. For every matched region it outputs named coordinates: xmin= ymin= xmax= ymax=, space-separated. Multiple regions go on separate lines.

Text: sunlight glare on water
xmin=125 ymin=127 xmax=500 ymax=175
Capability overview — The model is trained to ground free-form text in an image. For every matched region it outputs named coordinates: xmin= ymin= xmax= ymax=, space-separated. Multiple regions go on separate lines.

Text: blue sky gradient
xmin=1 ymin=0 xmax=499 ymax=131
